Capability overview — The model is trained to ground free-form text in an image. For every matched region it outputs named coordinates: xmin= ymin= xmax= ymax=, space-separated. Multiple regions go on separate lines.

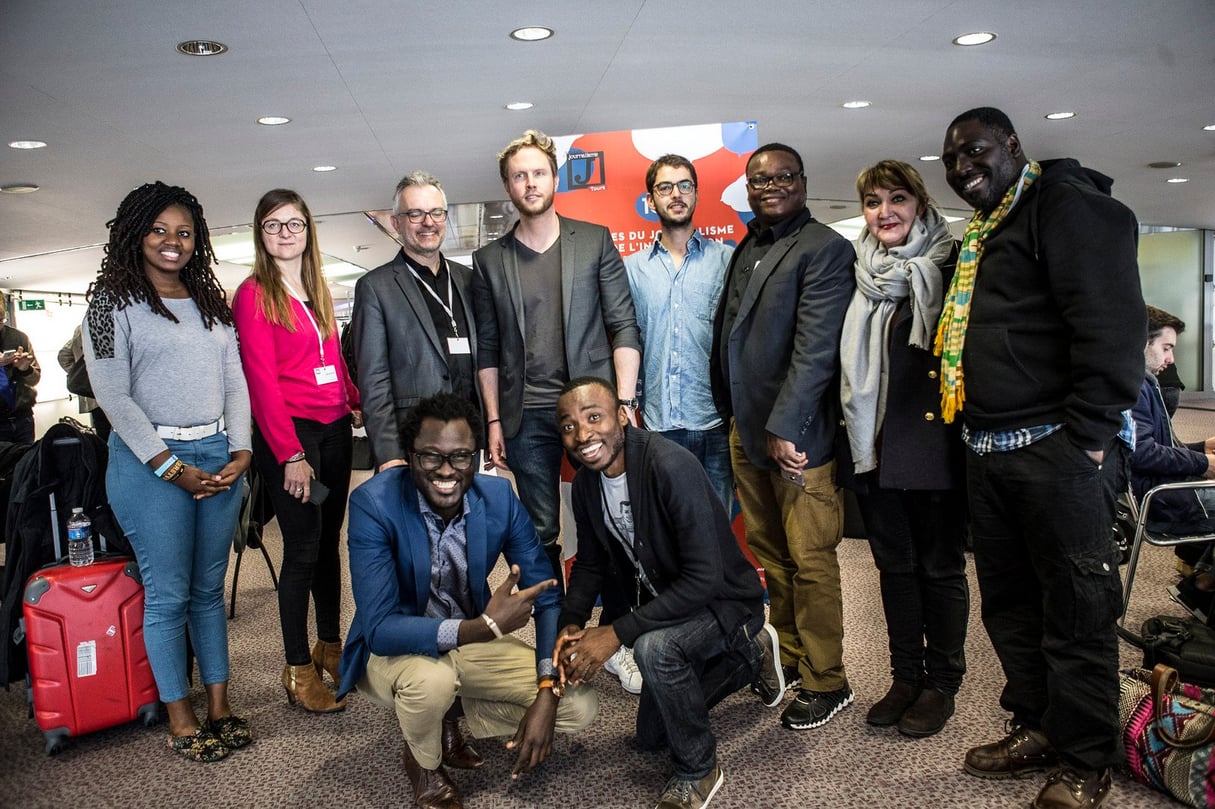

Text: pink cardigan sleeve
xmin=232 ymin=281 xmax=304 ymax=463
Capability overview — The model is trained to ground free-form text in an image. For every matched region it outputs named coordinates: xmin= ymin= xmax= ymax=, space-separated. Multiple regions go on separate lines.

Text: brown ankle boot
xmin=402 ymin=745 xmax=463 ymax=809
xmin=282 ymin=663 xmax=346 ymax=713
xmin=311 ymin=639 xmax=342 ymax=686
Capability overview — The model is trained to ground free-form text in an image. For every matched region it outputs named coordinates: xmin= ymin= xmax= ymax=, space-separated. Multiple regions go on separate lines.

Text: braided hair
xmin=92 ymin=181 xmax=233 ymax=329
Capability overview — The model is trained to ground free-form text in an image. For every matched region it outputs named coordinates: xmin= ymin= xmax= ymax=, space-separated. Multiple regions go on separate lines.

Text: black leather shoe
xmin=402 ymin=746 xmax=463 ymax=809
xmin=1032 ymin=767 xmax=1112 ymax=809
xmin=964 ymin=724 xmax=1057 ymax=779
xmin=866 ymin=680 xmax=921 ymax=726
xmin=441 ymin=718 xmax=484 ymax=770
xmin=898 ymin=688 xmax=954 ymax=738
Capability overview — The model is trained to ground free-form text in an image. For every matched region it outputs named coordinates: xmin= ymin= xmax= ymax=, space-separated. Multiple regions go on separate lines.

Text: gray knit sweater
xmin=82 ymin=290 xmax=251 ymax=464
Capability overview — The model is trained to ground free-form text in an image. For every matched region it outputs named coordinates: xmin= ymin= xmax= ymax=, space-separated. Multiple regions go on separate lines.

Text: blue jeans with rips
xmin=107 ymin=431 xmax=243 ymax=702
xmin=633 ymin=607 xmax=763 ymax=780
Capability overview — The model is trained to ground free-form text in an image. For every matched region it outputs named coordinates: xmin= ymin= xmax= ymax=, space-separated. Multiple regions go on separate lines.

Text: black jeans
xmin=967 ymin=431 xmax=1125 ymax=770
xmin=255 ymin=415 xmax=353 ymax=666
xmin=856 ymin=488 xmax=968 ymax=693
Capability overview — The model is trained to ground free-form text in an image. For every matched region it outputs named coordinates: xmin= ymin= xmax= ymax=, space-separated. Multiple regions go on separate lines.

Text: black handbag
xmin=65 ymin=356 xmax=93 ymax=398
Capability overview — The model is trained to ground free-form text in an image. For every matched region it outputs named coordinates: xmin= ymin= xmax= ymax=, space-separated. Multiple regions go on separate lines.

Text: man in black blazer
xmin=711 ymin=143 xmax=856 ymax=733
xmin=471 ymin=130 xmax=641 ymax=582
xmin=352 ymin=171 xmax=479 ymax=470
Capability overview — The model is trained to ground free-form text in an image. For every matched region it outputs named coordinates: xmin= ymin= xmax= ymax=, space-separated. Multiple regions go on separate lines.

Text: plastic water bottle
xmin=67 ymin=507 xmax=93 ymax=567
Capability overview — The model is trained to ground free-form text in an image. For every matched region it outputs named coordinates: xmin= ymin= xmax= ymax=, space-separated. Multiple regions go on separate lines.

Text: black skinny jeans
xmin=254 ymin=414 xmax=353 ymax=666
xmin=855 ymin=488 xmax=969 ymax=693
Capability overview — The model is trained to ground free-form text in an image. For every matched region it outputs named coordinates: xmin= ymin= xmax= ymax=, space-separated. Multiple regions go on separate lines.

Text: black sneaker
xmin=749 ymin=623 xmax=785 ymax=707
xmin=780 ymin=684 xmax=853 ymax=730
xmin=782 ymin=666 xmax=802 ymax=693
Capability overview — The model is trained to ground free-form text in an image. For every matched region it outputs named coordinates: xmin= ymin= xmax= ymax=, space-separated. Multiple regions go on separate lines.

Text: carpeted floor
xmin=4 ymin=408 xmax=1212 ymax=808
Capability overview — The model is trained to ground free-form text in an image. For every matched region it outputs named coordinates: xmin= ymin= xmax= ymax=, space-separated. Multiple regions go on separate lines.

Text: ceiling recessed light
xmin=312 ymin=165 xmax=337 ymax=172
xmin=176 ymin=40 xmax=228 ymax=56
xmin=257 ymin=116 xmax=291 ymax=126
xmin=1044 ymin=111 xmax=1076 ymax=120
xmin=1148 ymin=161 xmax=1182 ymax=169
xmin=952 ymin=31 xmax=997 ymax=46
xmin=8 ymin=140 xmax=47 ymax=150
xmin=504 ymin=101 xmax=534 ymax=111
xmin=510 ymin=26 xmax=554 ymax=42
xmin=1167 ymin=177 xmax=1190 ymax=184
xmin=1204 ymin=124 xmax=1215 ymax=131
xmin=841 ymin=100 xmax=870 ymax=109
xmin=919 ymin=155 xmax=941 ymax=162
xmin=489 ymin=214 xmax=505 ymax=219
xmin=1 ymin=183 xmax=40 ymax=194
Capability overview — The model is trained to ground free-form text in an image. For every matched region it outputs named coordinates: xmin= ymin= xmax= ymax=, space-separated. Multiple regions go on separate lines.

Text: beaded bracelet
xmin=482 ymin=613 xmax=503 ymax=638
xmin=162 ymin=460 xmax=186 ymax=482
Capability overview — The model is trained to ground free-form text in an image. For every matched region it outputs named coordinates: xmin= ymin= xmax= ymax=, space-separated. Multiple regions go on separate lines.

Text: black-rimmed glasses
xmin=746 ymin=172 xmax=804 ymax=191
xmin=399 ymin=208 xmax=449 ymax=224
xmin=653 ymin=180 xmax=696 ymax=197
xmin=412 ymin=450 xmax=476 ymax=471
xmin=261 ymin=219 xmax=308 ymax=234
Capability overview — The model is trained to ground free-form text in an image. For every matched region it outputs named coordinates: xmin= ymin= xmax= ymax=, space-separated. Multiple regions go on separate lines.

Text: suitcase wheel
xmin=44 ymin=729 xmax=69 ymax=756
xmin=138 ymin=703 xmax=162 ymax=727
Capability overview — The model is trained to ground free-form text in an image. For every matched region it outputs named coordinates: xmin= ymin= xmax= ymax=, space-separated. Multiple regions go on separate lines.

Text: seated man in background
xmin=1131 ymin=305 xmax=1215 ymax=619
xmin=553 ymin=376 xmax=782 ymax=809
xmin=339 ymin=393 xmax=597 ymax=809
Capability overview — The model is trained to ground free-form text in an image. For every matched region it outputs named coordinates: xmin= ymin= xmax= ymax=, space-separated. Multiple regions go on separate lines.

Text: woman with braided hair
xmin=83 ymin=181 xmax=253 ymax=762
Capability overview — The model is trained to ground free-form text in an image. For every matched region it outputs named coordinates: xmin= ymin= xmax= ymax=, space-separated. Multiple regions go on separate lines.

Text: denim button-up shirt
xmin=625 ymin=231 xmax=733 ymax=431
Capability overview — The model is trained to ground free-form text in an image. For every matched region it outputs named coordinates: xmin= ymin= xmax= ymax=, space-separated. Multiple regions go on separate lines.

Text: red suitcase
xmin=23 ymin=557 xmax=161 ymax=754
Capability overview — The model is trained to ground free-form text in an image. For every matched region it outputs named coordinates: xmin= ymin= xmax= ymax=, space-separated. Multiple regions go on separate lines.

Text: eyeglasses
xmin=746 ymin=172 xmax=804 ymax=191
xmin=261 ymin=219 xmax=308 ymax=235
xmin=399 ymin=208 xmax=449 ymax=224
xmin=412 ymin=450 xmax=476 ymax=471
xmin=652 ymin=180 xmax=696 ymax=197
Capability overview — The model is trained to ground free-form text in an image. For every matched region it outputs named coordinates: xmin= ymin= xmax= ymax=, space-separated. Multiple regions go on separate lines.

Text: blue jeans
xmin=633 ymin=608 xmax=762 ymax=780
xmin=505 ymin=407 xmax=565 ymax=580
xmin=967 ymin=431 xmax=1125 ymax=770
xmin=658 ymin=425 xmax=735 ymax=512
xmin=107 ymin=432 xmax=243 ymax=702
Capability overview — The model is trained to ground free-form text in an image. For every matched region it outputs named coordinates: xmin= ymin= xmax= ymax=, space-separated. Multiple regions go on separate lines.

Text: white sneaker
xmin=604 ymin=645 xmax=643 ymax=694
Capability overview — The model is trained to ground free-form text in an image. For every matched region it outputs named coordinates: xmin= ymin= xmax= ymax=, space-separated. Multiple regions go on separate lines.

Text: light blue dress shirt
xmin=624 ymin=231 xmax=733 ymax=432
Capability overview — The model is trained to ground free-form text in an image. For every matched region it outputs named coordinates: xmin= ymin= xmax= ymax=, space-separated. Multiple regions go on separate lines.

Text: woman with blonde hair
xmin=232 ymin=189 xmax=360 ymax=713
xmin=839 ymin=160 xmax=968 ymax=738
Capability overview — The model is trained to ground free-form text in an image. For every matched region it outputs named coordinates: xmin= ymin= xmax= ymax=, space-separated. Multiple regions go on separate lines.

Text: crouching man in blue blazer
xmin=339 ymin=393 xmax=597 ymax=809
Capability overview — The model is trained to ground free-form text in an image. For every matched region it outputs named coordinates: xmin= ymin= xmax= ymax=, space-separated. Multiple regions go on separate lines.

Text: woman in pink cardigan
xmin=232 ymin=189 xmax=360 ymax=713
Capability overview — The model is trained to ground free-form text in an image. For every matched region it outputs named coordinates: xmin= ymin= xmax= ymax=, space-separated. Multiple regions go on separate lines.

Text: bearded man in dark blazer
xmin=470 ymin=130 xmax=641 ymax=582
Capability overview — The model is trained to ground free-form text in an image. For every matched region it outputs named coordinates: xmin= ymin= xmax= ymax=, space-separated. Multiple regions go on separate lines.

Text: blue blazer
xmin=338 ymin=469 xmax=556 ymax=698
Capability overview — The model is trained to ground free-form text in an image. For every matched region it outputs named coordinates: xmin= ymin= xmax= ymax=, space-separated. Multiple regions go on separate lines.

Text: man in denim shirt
xmin=625 ymin=154 xmax=734 ymax=510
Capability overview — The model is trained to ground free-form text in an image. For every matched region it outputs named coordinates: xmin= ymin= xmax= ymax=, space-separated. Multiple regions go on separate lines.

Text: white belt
xmin=155 ymin=417 xmax=225 ymax=441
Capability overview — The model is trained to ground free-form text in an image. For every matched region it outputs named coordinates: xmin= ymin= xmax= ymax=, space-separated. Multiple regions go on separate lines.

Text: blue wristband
xmin=153 ymin=455 xmax=179 ymax=478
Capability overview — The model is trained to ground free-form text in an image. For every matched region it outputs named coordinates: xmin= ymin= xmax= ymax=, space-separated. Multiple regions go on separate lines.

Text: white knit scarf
xmin=840 ymin=205 xmax=953 ymax=475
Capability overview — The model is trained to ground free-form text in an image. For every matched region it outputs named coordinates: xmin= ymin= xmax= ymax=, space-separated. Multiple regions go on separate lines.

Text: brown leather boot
xmin=441 ymin=717 xmax=484 ymax=769
xmin=402 ymin=745 xmax=462 ymax=809
xmin=310 ymin=639 xmax=343 ymax=686
xmin=282 ymin=663 xmax=346 ymax=713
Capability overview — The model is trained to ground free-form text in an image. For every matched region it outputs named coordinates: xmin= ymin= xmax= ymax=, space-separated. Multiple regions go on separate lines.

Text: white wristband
xmin=482 ymin=613 xmax=503 ymax=639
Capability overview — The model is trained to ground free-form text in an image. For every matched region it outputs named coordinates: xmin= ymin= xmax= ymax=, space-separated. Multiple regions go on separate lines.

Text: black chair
xmin=228 ymin=464 xmax=277 ymax=619
xmin=1117 ymin=480 xmax=1215 ymax=646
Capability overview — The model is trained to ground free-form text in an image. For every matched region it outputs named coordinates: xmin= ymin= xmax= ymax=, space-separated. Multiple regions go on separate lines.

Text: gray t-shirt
xmin=517 ymin=240 xmax=568 ymax=408
xmin=83 ymin=290 xmax=251 ymax=463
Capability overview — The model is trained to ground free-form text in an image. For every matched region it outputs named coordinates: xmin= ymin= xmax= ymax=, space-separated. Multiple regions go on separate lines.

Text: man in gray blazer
xmin=352 ymin=171 xmax=479 ymax=470
xmin=711 ymin=143 xmax=856 ymax=733
xmin=471 ymin=130 xmax=641 ymax=585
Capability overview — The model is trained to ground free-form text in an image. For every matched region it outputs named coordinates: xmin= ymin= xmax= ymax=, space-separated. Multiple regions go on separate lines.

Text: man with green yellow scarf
xmin=937 ymin=107 xmax=1143 ymax=809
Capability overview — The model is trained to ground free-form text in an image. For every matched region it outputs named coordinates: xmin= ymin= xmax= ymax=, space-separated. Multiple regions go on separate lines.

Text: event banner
xmin=551 ymin=121 xmax=758 ymax=257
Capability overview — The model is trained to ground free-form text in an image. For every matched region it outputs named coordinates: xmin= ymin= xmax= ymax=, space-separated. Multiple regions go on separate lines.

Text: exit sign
xmin=17 ymin=300 xmax=44 ymax=311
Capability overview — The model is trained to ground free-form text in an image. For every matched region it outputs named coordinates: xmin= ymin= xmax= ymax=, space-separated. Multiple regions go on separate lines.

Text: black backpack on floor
xmin=1140 ymin=614 xmax=1215 ymax=687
